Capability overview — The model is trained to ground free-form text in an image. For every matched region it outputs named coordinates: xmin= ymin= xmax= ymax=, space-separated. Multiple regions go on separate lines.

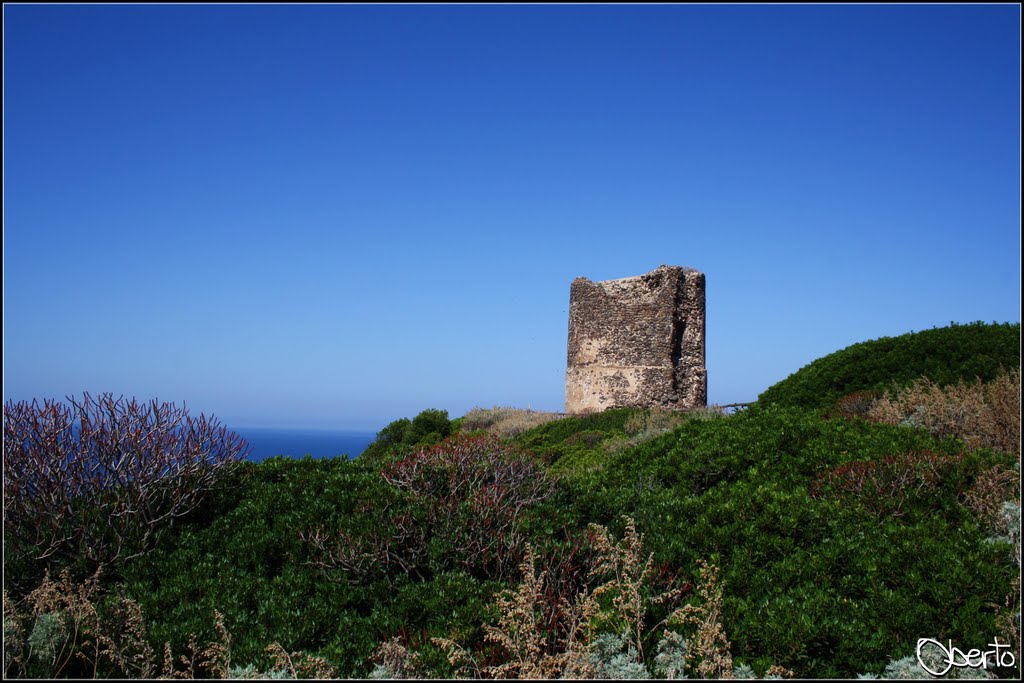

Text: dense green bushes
xmin=757 ymin=322 xmax=1020 ymax=411
xmin=543 ymin=405 xmax=1018 ymax=677
xmin=114 ymin=452 xmax=516 ymax=675
xmin=360 ymin=408 xmax=454 ymax=463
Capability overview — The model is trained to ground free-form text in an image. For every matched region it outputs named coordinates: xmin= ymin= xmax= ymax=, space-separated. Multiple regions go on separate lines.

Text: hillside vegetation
xmin=3 ymin=322 xmax=1020 ymax=679
xmin=757 ymin=321 xmax=1020 ymax=411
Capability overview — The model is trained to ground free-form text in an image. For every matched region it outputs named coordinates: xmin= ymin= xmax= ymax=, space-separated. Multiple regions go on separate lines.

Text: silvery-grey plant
xmin=588 ymin=632 xmax=650 ymax=679
xmin=653 ymin=630 xmax=689 ymax=679
xmin=733 ymin=662 xmax=757 ymax=679
xmin=228 ymin=663 xmax=293 ymax=679
xmin=27 ymin=612 xmax=64 ymax=666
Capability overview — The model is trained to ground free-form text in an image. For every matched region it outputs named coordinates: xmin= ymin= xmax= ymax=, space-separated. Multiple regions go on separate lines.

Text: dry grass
xmin=3 ymin=568 xmax=155 ymax=679
xmin=867 ymin=368 xmax=1021 ymax=459
xmin=430 ymin=517 xmax=710 ymax=679
xmin=479 ymin=545 xmax=570 ymax=679
xmin=677 ymin=560 xmax=734 ymax=679
xmin=460 ymin=407 xmax=564 ymax=437
xmin=995 ymin=575 xmax=1021 ymax=658
xmin=5 ymin=571 xmax=334 ymax=680
xmin=264 ymin=642 xmax=337 ymax=679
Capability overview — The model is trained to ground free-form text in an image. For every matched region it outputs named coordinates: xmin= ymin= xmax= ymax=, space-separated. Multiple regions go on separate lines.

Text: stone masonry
xmin=565 ymin=265 xmax=707 ymax=413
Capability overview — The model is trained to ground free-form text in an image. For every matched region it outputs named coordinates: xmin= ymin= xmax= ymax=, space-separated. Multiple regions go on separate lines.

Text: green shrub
xmin=360 ymin=408 xmax=454 ymax=463
xmin=513 ymin=408 xmax=640 ymax=474
xmin=309 ymin=435 xmax=554 ymax=583
xmin=117 ymin=457 xmax=396 ymax=670
xmin=757 ymin=322 xmax=1020 ymax=412
xmin=116 ymin=453 xmax=514 ymax=676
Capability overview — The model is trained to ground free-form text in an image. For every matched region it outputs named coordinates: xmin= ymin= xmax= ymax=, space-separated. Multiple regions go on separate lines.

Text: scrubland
xmin=3 ymin=322 xmax=1020 ymax=679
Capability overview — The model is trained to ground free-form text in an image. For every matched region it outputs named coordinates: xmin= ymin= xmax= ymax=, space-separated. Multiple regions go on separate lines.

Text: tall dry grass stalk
xmin=3 ymin=568 xmax=155 ymax=679
xmin=431 ymin=517 xmax=703 ymax=679
xmin=678 ymin=560 xmax=734 ymax=679
xmin=867 ymin=369 xmax=1021 ymax=459
xmin=479 ymin=545 xmax=570 ymax=679
xmin=584 ymin=518 xmax=660 ymax=659
xmin=264 ymin=642 xmax=337 ymax=679
xmin=5 ymin=571 xmax=336 ymax=680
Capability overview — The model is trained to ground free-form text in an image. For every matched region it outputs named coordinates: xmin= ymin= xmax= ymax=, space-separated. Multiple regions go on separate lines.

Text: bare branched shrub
xmin=809 ymin=450 xmax=966 ymax=518
xmin=963 ymin=464 xmax=1020 ymax=531
xmin=867 ymin=369 xmax=1021 ymax=459
xmin=460 ymin=407 xmax=564 ymax=437
xmin=303 ymin=505 xmax=430 ymax=582
xmin=308 ymin=435 xmax=554 ymax=582
xmin=830 ymin=391 xmax=881 ymax=421
xmin=3 ymin=393 xmax=248 ymax=585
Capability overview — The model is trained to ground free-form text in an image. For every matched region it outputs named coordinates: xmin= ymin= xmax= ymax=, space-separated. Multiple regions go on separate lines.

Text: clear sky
xmin=3 ymin=4 xmax=1020 ymax=432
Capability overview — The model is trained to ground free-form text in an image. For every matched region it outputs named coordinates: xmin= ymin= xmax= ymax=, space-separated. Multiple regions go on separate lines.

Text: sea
xmin=232 ymin=427 xmax=378 ymax=462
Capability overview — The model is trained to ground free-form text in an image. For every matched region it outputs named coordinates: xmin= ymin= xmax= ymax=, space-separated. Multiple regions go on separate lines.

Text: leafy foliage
xmin=112 ymin=455 xmax=502 ymax=675
xmin=359 ymin=407 xmax=454 ymax=463
xmin=757 ymin=322 xmax=1020 ymax=411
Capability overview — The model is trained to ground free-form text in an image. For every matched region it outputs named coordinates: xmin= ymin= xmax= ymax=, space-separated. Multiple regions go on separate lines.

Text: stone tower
xmin=565 ymin=265 xmax=706 ymax=413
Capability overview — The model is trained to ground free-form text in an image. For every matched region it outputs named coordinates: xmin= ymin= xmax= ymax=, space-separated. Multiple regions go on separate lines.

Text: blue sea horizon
xmin=233 ymin=427 xmax=377 ymax=462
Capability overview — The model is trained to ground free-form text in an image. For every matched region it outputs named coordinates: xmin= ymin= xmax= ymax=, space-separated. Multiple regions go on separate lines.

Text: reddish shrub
xmin=3 ymin=393 xmax=247 ymax=580
xmin=830 ymin=391 xmax=880 ymax=421
xmin=809 ymin=450 xmax=967 ymax=518
xmin=308 ymin=435 xmax=554 ymax=582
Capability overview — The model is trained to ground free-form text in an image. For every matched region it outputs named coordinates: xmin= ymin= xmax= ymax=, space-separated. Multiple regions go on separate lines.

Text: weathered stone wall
xmin=565 ymin=265 xmax=706 ymax=413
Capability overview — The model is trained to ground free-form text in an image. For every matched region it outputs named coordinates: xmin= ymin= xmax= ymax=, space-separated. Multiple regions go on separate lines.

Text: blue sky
xmin=4 ymin=4 xmax=1020 ymax=431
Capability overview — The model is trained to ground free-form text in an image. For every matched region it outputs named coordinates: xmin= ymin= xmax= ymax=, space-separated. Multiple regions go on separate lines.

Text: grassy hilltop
xmin=3 ymin=322 xmax=1020 ymax=679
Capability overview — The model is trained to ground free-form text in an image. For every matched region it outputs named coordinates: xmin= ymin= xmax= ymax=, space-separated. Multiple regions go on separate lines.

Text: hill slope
xmin=757 ymin=321 xmax=1020 ymax=411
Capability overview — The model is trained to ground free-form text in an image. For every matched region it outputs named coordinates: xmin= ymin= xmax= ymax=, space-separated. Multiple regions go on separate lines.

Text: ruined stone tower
xmin=565 ymin=265 xmax=707 ymax=413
